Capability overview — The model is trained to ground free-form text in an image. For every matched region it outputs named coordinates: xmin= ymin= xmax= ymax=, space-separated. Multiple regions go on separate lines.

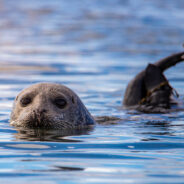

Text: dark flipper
xmin=155 ymin=51 xmax=184 ymax=72
xmin=123 ymin=71 xmax=146 ymax=106
xmin=123 ymin=51 xmax=184 ymax=111
xmin=142 ymin=64 xmax=172 ymax=108
xmin=144 ymin=64 xmax=168 ymax=92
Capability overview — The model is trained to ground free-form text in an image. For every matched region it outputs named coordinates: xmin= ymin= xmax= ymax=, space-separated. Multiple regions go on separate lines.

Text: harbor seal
xmin=123 ymin=51 xmax=184 ymax=112
xmin=10 ymin=83 xmax=95 ymax=129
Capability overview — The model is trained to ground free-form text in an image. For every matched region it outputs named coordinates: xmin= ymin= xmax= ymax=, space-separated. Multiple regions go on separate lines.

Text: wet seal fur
xmin=10 ymin=83 xmax=95 ymax=129
xmin=123 ymin=51 xmax=184 ymax=113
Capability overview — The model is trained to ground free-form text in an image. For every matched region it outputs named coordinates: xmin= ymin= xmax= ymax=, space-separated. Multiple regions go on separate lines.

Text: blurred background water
xmin=0 ymin=0 xmax=184 ymax=183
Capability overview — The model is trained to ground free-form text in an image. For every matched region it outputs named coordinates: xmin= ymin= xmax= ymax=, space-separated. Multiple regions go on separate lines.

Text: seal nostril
xmin=40 ymin=109 xmax=47 ymax=113
xmin=34 ymin=109 xmax=47 ymax=115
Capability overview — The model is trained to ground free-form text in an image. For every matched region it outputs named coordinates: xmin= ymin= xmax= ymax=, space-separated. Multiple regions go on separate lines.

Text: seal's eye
xmin=20 ymin=97 xmax=32 ymax=106
xmin=54 ymin=98 xmax=67 ymax=109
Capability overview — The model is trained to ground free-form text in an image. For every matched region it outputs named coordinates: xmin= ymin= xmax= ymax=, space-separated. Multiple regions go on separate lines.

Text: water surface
xmin=0 ymin=0 xmax=184 ymax=183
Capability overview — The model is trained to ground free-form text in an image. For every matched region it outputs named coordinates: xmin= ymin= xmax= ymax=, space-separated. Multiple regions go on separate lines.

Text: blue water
xmin=0 ymin=0 xmax=184 ymax=183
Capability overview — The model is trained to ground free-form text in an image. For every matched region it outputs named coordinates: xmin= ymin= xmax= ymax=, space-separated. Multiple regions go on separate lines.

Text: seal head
xmin=10 ymin=83 xmax=95 ymax=129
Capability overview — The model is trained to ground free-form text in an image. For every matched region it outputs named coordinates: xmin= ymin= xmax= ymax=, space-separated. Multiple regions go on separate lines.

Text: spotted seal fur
xmin=10 ymin=83 xmax=95 ymax=129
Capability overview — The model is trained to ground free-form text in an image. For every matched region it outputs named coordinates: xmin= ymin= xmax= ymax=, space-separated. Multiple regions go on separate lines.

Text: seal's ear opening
xmin=71 ymin=96 xmax=75 ymax=104
xmin=144 ymin=64 xmax=168 ymax=92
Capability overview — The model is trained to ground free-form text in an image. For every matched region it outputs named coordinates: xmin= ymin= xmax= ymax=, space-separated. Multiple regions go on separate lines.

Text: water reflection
xmin=33 ymin=166 xmax=84 ymax=172
xmin=13 ymin=127 xmax=93 ymax=142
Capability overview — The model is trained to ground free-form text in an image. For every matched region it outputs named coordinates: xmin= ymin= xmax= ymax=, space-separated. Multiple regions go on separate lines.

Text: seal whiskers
xmin=10 ymin=83 xmax=96 ymax=129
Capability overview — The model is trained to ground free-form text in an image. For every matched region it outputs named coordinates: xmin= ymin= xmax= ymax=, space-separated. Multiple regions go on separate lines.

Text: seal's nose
xmin=33 ymin=108 xmax=48 ymax=115
xmin=33 ymin=93 xmax=49 ymax=115
xmin=32 ymin=108 xmax=48 ymax=128
xmin=39 ymin=109 xmax=47 ymax=114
